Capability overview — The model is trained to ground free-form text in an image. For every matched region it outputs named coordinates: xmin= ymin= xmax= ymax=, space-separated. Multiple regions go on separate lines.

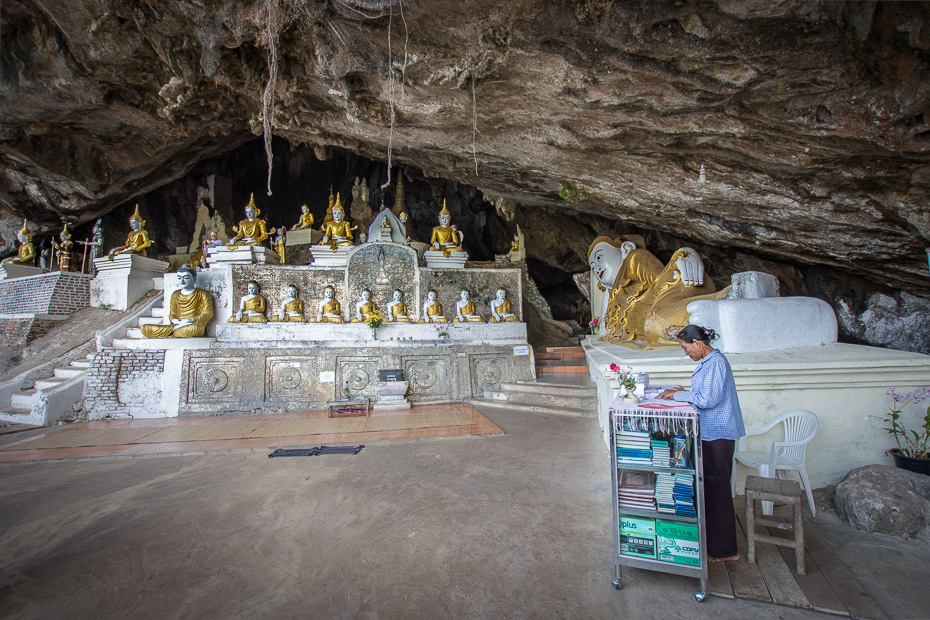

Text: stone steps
xmin=138 ymin=316 xmax=163 ymax=326
xmin=11 ymin=389 xmax=37 ymax=409
xmin=0 ymin=407 xmax=32 ymax=417
xmin=5 ymin=356 xmax=93 ymax=414
xmin=503 ymin=381 xmax=596 ymax=398
xmin=534 ymin=345 xmax=589 ymax=376
xmin=470 ymin=397 xmax=591 ymax=417
xmin=472 ymin=380 xmax=598 ymax=416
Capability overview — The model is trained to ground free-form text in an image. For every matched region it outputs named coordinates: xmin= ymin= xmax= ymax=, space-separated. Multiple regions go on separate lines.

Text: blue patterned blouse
xmin=672 ymin=349 xmax=746 ymax=441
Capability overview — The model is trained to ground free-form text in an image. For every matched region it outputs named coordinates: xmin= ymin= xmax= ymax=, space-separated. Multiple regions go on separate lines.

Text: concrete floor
xmin=0 ymin=406 xmax=925 ymax=619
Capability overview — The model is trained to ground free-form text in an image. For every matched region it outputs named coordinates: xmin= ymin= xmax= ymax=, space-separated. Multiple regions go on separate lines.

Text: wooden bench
xmin=745 ymin=475 xmax=805 ymax=575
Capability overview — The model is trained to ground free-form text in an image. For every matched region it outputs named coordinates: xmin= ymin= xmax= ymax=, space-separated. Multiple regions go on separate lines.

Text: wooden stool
xmin=745 ymin=475 xmax=806 ymax=575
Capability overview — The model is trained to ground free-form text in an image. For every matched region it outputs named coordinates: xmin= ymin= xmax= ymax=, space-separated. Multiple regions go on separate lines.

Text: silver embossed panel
xmin=336 ymin=356 xmax=379 ymax=399
xmin=187 ymin=357 xmax=243 ymax=404
xmin=345 ymin=244 xmax=419 ymax=319
xmin=402 ymin=355 xmax=452 ymax=402
xmin=469 ymin=354 xmax=514 ymax=397
xmin=265 ymin=357 xmax=319 ymax=403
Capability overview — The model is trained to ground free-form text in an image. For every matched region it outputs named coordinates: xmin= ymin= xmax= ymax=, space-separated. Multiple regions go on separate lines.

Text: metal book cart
xmin=610 ymin=400 xmax=708 ymax=602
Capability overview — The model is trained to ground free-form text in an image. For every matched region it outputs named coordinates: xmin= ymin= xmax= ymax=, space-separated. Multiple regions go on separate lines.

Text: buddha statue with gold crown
xmin=387 ymin=290 xmax=411 ymax=322
xmin=489 ymin=288 xmax=519 ymax=322
xmin=311 ymin=285 xmax=344 ymax=323
xmin=227 ymin=194 xmax=270 ymax=249
xmin=2 ymin=219 xmax=36 ymax=266
xmin=319 ymin=195 xmax=356 ymax=250
xmin=108 ymin=205 xmax=153 ymax=260
xmin=142 ymin=265 xmax=214 ymax=338
xmin=271 ymin=285 xmax=306 ymax=322
xmin=429 ymin=200 xmax=464 ymax=257
xmin=52 ymin=223 xmax=76 ymax=271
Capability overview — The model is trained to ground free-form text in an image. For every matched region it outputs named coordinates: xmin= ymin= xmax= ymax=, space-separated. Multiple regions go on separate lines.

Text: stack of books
xmin=673 ymin=473 xmax=696 ymax=517
xmin=616 ymin=430 xmax=652 ymax=466
xmin=618 ymin=471 xmax=656 ymax=511
xmin=651 ymin=437 xmax=670 ymax=468
xmin=654 ymin=472 xmax=676 ymax=514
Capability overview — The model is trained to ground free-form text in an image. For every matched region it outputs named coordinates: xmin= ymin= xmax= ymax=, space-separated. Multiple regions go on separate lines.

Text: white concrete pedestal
xmin=0 ymin=264 xmax=44 ymax=280
xmin=206 ymin=245 xmax=280 ymax=267
xmin=285 ymin=229 xmax=323 ymax=246
xmin=309 ymin=245 xmax=353 ymax=267
xmin=91 ymin=254 xmax=169 ymax=311
xmin=425 ymin=250 xmax=468 ymax=269
xmin=374 ymin=381 xmax=411 ymax=411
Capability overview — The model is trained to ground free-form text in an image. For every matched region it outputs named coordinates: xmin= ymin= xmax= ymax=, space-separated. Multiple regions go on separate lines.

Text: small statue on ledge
xmin=429 ymin=200 xmax=464 ymax=257
xmin=273 ymin=226 xmax=286 ymax=264
xmin=271 ymin=285 xmax=306 ymax=322
xmin=387 ymin=290 xmax=411 ymax=322
xmin=418 ymin=290 xmax=446 ymax=323
xmin=227 ymin=280 xmax=267 ymax=323
xmin=319 ymin=196 xmax=356 ymax=250
xmin=227 ymin=194 xmax=270 ymax=249
xmin=454 ymin=289 xmax=482 ymax=322
xmin=489 ymin=288 xmax=518 ymax=323
xmin=52 ymin=223 xmax=76 ymax=271
xmin=108 ymin=205 xmax=152 ymax=260
xmin=292 ymin=204 xmax=314 ymax=230
xmin=2 ymin=219 xmax=36 ymax=266
xmin=351 ymin=289 xmax=378 ymax=323
xmin=311 ymin=285 xmax=344 ymax=323
xmin=141 ymin=265 xmax=214 ymax=338
xmin=77 ymin=219 xmax=104 ymax=273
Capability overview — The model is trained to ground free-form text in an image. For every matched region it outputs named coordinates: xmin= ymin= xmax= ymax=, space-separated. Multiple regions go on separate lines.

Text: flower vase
xmin=370 ymin=327 xmax=377 ymax=341
xmin=621 ymin=385 xmax=639 ymax=404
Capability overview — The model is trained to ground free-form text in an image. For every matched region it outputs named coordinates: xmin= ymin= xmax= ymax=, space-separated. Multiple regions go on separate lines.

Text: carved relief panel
xmin=187 ymin=357 xmax=243 ymax=404
xmin=265 ymin=357 xmax=318 ymax=403
xmin=402 ymin=355 xmax=452 ymax=402
xmin=336 ymin=357 xmax=379 ymax=399
xmin=469 ymin=354 xmax=514 ymax=397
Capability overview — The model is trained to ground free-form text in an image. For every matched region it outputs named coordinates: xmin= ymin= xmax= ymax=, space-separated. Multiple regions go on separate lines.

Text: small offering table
xmin=327 ymin=398 xmax=371 ymax=417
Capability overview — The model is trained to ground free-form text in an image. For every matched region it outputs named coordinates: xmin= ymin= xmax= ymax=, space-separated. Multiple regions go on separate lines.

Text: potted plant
xmin=434 ymin=323 xmax=449 ymax=340
xmin=609 ymin=363 xmax=639 ymax=404
xmin=873 ymin=386 xmax=930 ymax=476
xmin=588 ymin=317 xmax=599 ymax=335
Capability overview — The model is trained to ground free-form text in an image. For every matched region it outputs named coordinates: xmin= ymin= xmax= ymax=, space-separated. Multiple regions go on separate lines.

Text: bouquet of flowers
xmin=365 ymin=309 xmax=384 ymax=329
xmin=343 ymin=379 xmax=351 ymax=399
xmin=588 ymin=317 xmax=599 ymax=334
xmin=434 ymin=323 xmax=449 ymax=338
xmin=609 ymin=363 xmax=637 ymax=390
xmin=872 ymin=386 xmax=930 ymax=458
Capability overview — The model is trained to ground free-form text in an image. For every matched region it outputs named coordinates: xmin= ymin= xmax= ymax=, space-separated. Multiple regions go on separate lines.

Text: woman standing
xmin=659 ymin=325 xmax=745 ymax=562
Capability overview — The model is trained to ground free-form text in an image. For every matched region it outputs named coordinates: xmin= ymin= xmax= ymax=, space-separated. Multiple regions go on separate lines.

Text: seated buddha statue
xmin=227 ymin=194 xmax=271 ymax=249
xmin=319 ymin=196 xmax=356 ymax=250
xmin=454 ymin=289 xmax=482 ymax=322
xmin=141 ymin=265 xmax=214 ymax=338
xmin=2 ymin=219 xmax=36 ymax=266
xmin=489 ymin=288 xmax=518 ymax=322
xmin=350 ymin=289 xmax=378 ymax=323
xmin=108 ymin=205 xmax=153 ymax=260
xmin=418 ymin=290 xmax=446 ymax=323
xmin=312 ymin=286 xmax=344 ymax=323
xmin=227 ymin=281 xmax=267 ymax=323
xmin=387 ymin=290 xmax=411 ymax=322
xmin=292 ymin=204 xmax=315 ymax=230
xmin=271 ymin=285 xmax=305 ymax=322
xmin=429 ymin=200 xmax=464 ymax=257
xmin=52 ymin=224 xmax=76 ymax=272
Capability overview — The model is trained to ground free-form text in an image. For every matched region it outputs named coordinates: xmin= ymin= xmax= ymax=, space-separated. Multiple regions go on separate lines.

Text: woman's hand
xmin=659 ymin=387 xmax=682 ymax=400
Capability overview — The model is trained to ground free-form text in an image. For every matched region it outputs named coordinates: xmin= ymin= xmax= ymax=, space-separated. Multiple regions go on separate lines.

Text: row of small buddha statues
xmin=224 ymin=284 xmax=519 ymax=324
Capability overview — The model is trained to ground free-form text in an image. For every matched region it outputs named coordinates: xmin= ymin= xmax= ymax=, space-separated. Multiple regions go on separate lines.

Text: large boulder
xmin=835 ymin=464 xmax=930 ymax=538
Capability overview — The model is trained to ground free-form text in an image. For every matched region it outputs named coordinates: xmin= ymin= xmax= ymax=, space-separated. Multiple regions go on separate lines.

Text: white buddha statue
xmin=387 ymin=289 xmax=411 ymax=322
xmin=313 ymin=285 xmax=344 ymax=323
xmin=271 ymin=285 xmax=305 ymax=322
xmin=227 ymin=281 xmax=267 ymax=323
xmin=352 ymin=289 xmax=378 ymax=323
xmin=489 ymin=288 xmax=518 ymax=323
xmin=454 ymin=289 xmax=482 ymax=322
xmin=418 ymin=290 xmax=446 ymax=323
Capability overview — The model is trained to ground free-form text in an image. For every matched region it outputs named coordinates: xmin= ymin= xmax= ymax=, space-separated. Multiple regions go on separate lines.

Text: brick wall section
xmin=0 ymin=317 xmax=59 ymax=346
xmin=0 ymin=272 xmax=91 ymax=315
xmin=83 ymin=349 xmax=166 ymax=419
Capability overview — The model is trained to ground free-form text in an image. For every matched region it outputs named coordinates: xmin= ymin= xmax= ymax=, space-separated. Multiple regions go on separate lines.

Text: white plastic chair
xmin=731 ymin=410 xmax=819 ymax=517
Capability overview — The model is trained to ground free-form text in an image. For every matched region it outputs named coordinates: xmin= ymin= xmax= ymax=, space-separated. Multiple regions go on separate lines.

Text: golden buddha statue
xmin=2 ymin=219 xmax=36 ymax=266
xmin=108 ymin=205 xmax=153 ymax=260
xmin=387 ymin=289 xmax=411 ymax=322
xmin=510 ymin=235 xmax=520 ymax=252
xmin=311 ymin=285 xmax=344 ymax=323
xmin=271 ymin=285 xmax=306 ymax=322
xmin=418 ymin=290 xmax=446 ymax=323
xmin=319 ymin=195 xmax=355 ymax=250
xmin=430 ymin=200 xmax=464 ymax=257
xmin=227 ymin=194 xmax=270 ymax=249
xmin=489 ymin=288 xmax=519 ymax=323
xmin=273 ymin=227 xmax=286 ymax=264
xmin=454 ymin=289 xmax=482 ymax=322
xmin=141 ymin=265 xmax=214 ymax=338
xmin=351 ymin=289 xmax=378 ymax=323
xmin=292 ymin=204 xmax=315 ymax=230
xmin=227 ymin=281 xmax=267 ymax=323
xmin=52 ymin=223 xmax=76 ymax=271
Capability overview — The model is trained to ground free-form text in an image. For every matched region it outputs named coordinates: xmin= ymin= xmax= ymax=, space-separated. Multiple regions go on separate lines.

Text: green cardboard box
xmin=657 ymin=536 xmax=701 ymax=566
xmin=619 ymin=516 xmax=655 ymax=536
xmin=656 ymin=519 xmax=698 ymax=542
xmin=620 ymin=534 xmax=656 ymax=559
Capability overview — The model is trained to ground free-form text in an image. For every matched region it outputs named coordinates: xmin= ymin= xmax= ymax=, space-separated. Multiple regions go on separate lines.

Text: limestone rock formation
xmin=835 ymin=464 xmax=930 ymax=538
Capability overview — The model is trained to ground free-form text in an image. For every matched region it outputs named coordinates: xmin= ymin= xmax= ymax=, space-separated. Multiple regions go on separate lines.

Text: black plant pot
xmin=889 ymin=448 xmax=930 ymax=476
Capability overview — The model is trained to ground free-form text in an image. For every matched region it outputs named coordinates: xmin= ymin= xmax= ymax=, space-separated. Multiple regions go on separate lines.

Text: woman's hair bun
xmin=703 ymin=327 xmax=719 ymax=342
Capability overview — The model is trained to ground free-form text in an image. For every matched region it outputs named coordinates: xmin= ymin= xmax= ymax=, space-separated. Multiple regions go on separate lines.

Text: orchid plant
xmin=609 ymin=363 xmax=637 ymax=391
xmin=872 ymin=386 xmax=930 ymax=459
xmin=433 ymin=323 xmax=449 ymax=338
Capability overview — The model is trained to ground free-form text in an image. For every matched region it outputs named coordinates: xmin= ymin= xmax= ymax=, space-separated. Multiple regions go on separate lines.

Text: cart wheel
xmin=694 ymin=591 xmax=706 ymax=602
xmin=612 ymin=579 xmax=621 ymax=590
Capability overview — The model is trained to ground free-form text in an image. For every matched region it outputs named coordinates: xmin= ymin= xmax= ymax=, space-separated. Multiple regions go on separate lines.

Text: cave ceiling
xmin=1 ymin=0 xmax=929 ymax=291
